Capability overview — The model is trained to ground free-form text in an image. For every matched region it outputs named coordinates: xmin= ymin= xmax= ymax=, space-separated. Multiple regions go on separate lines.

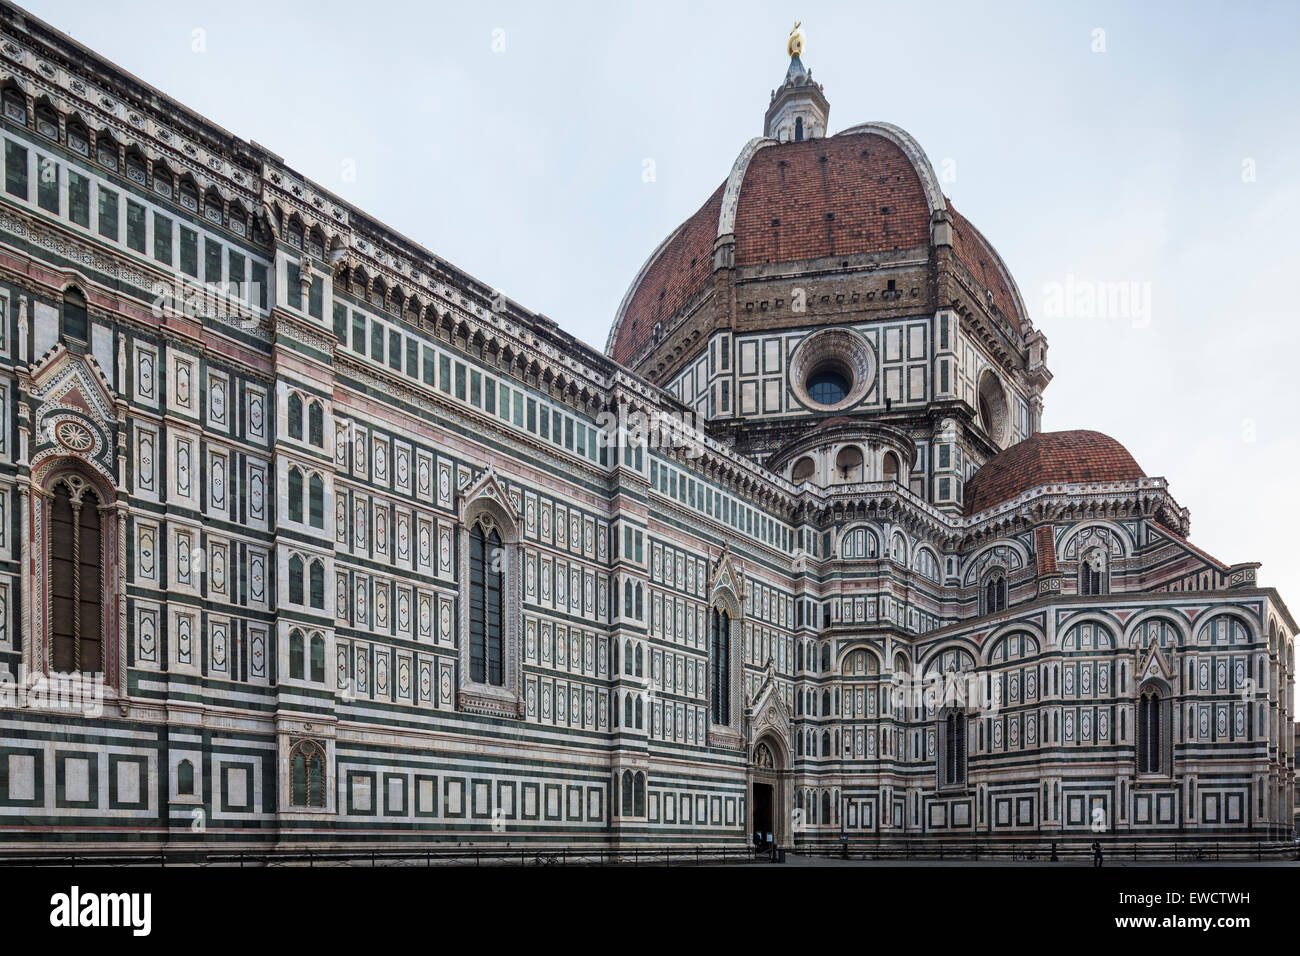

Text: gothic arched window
xmin=308 ymin=474 xmax=324 ymax=529
xmin=710 ymin=607 xmax=731 ymax=725
xmin=290 ymin=740 xmax=326 ymax=808
xmin=288 ymin=467 xmax=303 ymax=523
xmin=289 ymin=628 xmax=305 ymax=680
xmin=177 ymin=759 xmax=194 ymax=795
xmin=983 ymin=573 xmax=1007 ymax=615
xmin=939 ymin=709 xmax=967 ymax=787
xmin=308 ymin=402 xmax=323 ymax=447
xmin=795 ymin=116 xmax=804 ymax=142
xmin=310 ymin=634 xmax=325 ymax=683
xmin=469 ymin=522 xmax=504 ymax=686
xmin=50 ymin=479 xmax=103 ymax=674
xmin=288 ymin=554 xmax=304 ymax=605
xmin=1080 ymin=548 xmax=1109 ymax=596
xmin=288 ymin=392 xmax=303 ymax=441
xmin=309 ymin=559 xmax=325 ymax=609
xmin=1137 ymin=682 xmax=1167 ymax=775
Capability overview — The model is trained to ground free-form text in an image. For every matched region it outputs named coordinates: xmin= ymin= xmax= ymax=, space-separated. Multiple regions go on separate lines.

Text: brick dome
xmin=963 ymin=430 xmax=1146 ymax=515
xmin=607 ymin=125 xmax=1029 ymax=369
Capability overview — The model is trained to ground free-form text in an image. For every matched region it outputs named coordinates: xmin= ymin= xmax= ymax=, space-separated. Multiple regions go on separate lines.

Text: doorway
xmin=753 ymin=782 xmax=774 ymax=845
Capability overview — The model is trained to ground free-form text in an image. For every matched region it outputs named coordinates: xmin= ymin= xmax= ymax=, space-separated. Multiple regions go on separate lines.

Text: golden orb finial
xmin=788 ymin=21 xmax=804 ymax=58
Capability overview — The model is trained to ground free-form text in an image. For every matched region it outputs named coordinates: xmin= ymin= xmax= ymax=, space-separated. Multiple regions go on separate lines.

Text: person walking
xmin=1091 ymin=841 xmax=1103 ymax=868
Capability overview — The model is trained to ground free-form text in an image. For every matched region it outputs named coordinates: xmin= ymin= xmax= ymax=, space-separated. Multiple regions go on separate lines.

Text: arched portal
xmin=748 ymin=731 xmax=791 ymax=848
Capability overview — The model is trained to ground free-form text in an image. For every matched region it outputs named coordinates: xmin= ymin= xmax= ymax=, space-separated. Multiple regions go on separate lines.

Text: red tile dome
xmin=607 ymin=125 xmax=1029 ymax=369
xmin=963 ymin=430 xmax=1146 ymax=515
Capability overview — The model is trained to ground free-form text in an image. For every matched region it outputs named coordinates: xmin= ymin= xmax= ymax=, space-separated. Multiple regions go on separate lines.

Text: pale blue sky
xmin=27 ymin=0 xmax=1300 ymax=623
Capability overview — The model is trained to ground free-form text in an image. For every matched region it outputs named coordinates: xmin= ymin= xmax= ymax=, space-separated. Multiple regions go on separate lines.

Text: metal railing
xmin=0 ymin=844 xmax=770 ymax=868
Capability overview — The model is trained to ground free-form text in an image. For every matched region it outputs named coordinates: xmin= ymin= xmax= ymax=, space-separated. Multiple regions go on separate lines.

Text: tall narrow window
xmin=288 ymin=467 xmax=303 ymax=523
xmin=710 ymin=607 xmax=730 ymax=725
xmin=288 ymin=392 xmax=303 ymax=441
xmin=309 ymin=560 xmax=324 ymax=609
xmin=469 ymin=523 xmax=504 ymax=686
xmin=940 ymin=709 xmax=967 ymax=786
xmin=308 ymin=402 xmax=324 ymax=447
xmin=1138 ymin=684 xmax=1163 ymax=774
xmin=983 ymin=574 xmax=1007 ymax=614
xmin=1080 ymin=549 xmax=1108 ymax=596
xmin=290 ymin=740 xmax=326 ymax=808
xmin=177 ymin=759 xmax=195 ymax=796
xmin=62 ymin=287 xmax=88 ymax=342
xmin=288 ymin=554 xmax=304 ymax=605
xmin=50 ymin=480 xmax=102 ymax=674
xmin=310 ymin=634 xmax=325 ymax=683
xmin=308 ymin=474 xmax=324 ymax=529
xmin=289 ymin=629 xmax=304 ymax=680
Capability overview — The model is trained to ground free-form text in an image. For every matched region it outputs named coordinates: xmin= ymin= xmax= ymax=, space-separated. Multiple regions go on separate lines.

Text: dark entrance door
xmin=753 ymin=782 xmax=774 ymax=846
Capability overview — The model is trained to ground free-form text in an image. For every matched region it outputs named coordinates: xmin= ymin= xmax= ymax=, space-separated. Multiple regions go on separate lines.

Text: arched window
xmin=309 ymin=559 xmax=324 ymax=609
xmin=308 ymin=474 xmax=324 ymax=529
xmin=635 ymin=696 xmax=644 ymax=729
xmin=96 ymin=132 xmax=119 ymax=171
xmin=791 ymin=456 xmax=816 ymax=483
xmin=795 ymin=116 xmax=804 ymax=142
xmin=635 ymin=643 xmax=644 ymax=677
xmin=821 ymin=731 xmax=831 ymax=757
xmin=983 ymin=573 xmax=1007 ymax=615
xmin=288 ymin=554 xmax=304 ymax=605
xmin=62 ymin=286 xmax=88 ymax=343
xmin=2 ymin=85 xmax=27 ymax=124
xmin=621 ymin=770 xmax=634 ymax=816
xmin=177 ymin=759 xmax=194 ymax=795
xmin=634 ymin=772 xmax=646 ymax=817
xmin=1080 ymin=548 xmax=1108 ymax=596
xmin=288 ymin=392 xmax=303 ymax=440
xmin=308 ymin=402 xmax=324 ymax=447
xmin=310 ymin=634 xmax=325 ymax=683
xmin=882 ymin=452 xmax=900 ymax=484
xmin=469 ymin=522 xmax=504 ymax=686
xmin=34 ymin=102 xmax=57 ymax=140
xmin=821 ymin=643 xmax=831 ymax=671
xmin=624 ymin=695 xmax=633 ymax=728
xmin=834 ymin=445 xmax=863 ymax=482
xmin=290 ymin=740 xmax=326 ymax=808
xmin=710 ymin=607 xmax=731 ymax=725
xmin=821 ymin=790 xmax=831 ymax=823
xmin=288 ymin=467 xmax=303 ymax=523
xmin=939 ymin=709 xmax=967 ymax=787
xmin=50 ymin=479 xmax=103 ymax=674
xmin=1137 ymin=682 xmax=1167 ymax=775
xmin=289 ymin=628 xmax=305 ymax=680
xmin=67 ymin=117 xmax=90 ymax=155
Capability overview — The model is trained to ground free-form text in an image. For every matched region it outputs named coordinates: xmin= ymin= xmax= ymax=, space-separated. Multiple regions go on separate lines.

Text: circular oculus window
xmin=789 ymin=328 xmax=875 ymax=411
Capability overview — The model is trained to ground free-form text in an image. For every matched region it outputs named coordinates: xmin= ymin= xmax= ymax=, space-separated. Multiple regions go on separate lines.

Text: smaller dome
xmin=964 ymin=430 xmax=1145 ymax=515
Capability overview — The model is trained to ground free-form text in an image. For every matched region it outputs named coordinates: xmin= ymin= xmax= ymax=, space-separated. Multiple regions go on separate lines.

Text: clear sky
xmin=25 ymin=1 xmax=1300 ymax=631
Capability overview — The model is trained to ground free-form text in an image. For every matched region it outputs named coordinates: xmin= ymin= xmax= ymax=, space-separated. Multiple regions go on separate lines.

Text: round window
xmin=789 ymin=329 xmax=875 ymax=411
xmin=807 ymin=364 xmax=851 ymax=406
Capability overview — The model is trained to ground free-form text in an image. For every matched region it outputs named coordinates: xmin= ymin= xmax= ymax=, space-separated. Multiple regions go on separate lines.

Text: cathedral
xmin=0 ymin=5 xmax=1293 ymax=860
